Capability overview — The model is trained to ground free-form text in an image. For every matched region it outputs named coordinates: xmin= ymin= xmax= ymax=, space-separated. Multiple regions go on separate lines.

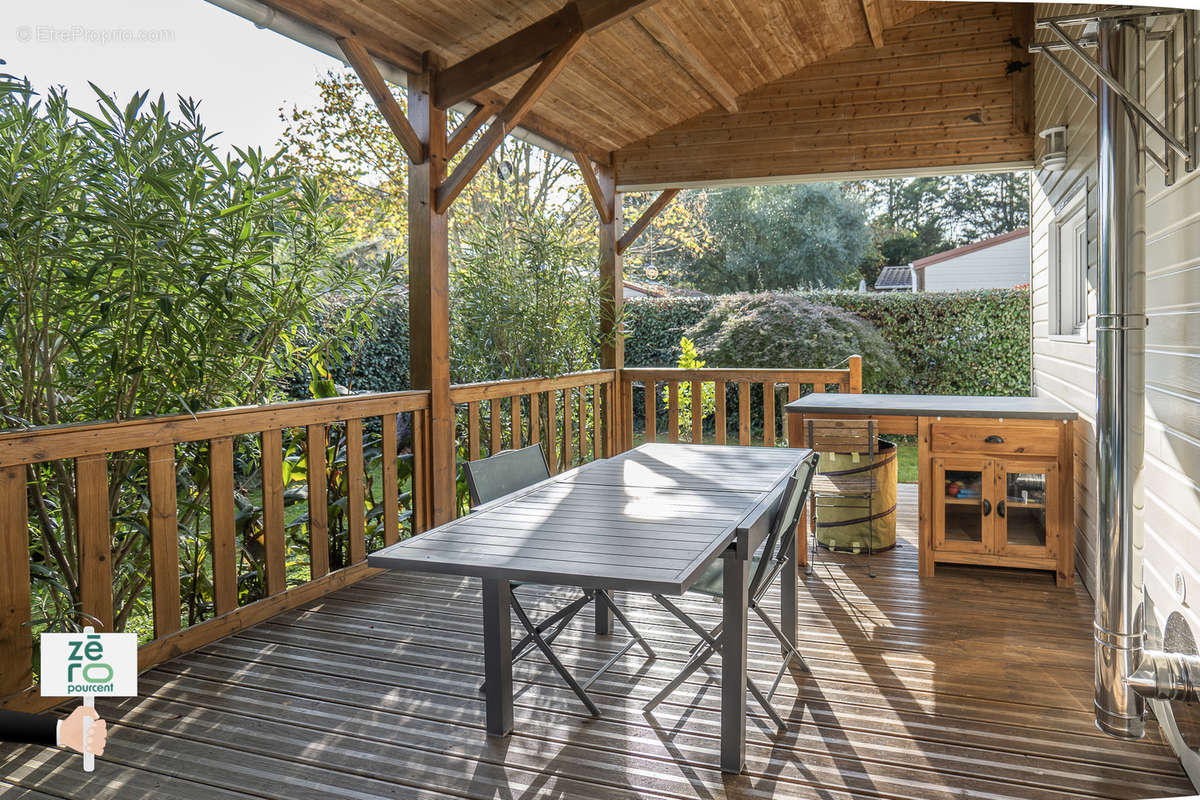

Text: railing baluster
xmin=738 ymin=382 xmax=751 ymax=445
xmin=0 ymin=464 xmax=32 ymax=695
xmin=563 ymin=388 xmax=574 ymax=468
xmin=381 ymin=414 xmax=400 ymax=546
xmin=715 ymin=380 xmax=727 ymax=445
xmin=261 ymin=429 xmax=286 ymax=596
xmin=307 ymin=425 xmax=330 ymax=577
xmin=412 ymin=409 xmax=429 ymax=532
xmin=813 ymin=381 xmax=826 ymax=394
xmin=668 ymin=381 xmax=680 ymax=443
xmin=490 ymin=398 xmax=502 ymax=455
xmin=209 ymin=436 xmax=237 ymax=614
xmin=548 ymin=389 xmax=559 ymax=475
xmin=511 ymin=395 xmax=522 ymax=449
xmin=592 ymin=383 xmax=602 ymax=460
xmin=148 ymin=444 xmax=180 ymax=637
xmin=645 ymin=380 xmax=656 ymax=443
xmin=76 ymin=453 xmax=113 ymax=631
xmin=530 ymin=393 xmax=540 ymax=445
xmin=346 ymin=418 xmax=365 ymax=565
xmin=763 ymin=381 xmax=776 ymax=447
xmin=467 ymin=401 xmax=480 ymax=461
xmin=578 ymin=386 xmax=587 ymax=461
xmin=787 ymin=383 xmax=802 ymax=448
xmin=690 ymin=379 xmax=703 ymax=443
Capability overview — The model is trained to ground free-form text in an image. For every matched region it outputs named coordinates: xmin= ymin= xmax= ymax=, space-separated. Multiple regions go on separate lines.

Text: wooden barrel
xmin=814 ymin=438 xmax=897 ymax=552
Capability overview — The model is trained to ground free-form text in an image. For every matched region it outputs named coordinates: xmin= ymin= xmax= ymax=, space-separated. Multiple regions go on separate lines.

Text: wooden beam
xmin=436 ymin=33 xmax=584 ymax=214
xmin=616 ymin=188 xmax=678 ymax=255
xmin=448 ymin=103 xmax=495 ymax=159
xmin=861 ymin=0 xmax=885 ymax=48
xmin=575 ymin=152 xmax=612 ymax=224
xmin=434 ymin=0 xmax=663 ymax=109
xmin=338 ymin=36 xmax=424 ymax=164
xmin=635 ymin=9 xmax=739 ymax=113
xmin=1010 ymin=4 xmax=1034 ymax=136
xmin=408 ymin=56 xmax=456 ymax=525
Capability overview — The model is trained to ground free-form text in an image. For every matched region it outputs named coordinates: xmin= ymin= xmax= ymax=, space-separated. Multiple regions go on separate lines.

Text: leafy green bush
xmin=624 ymin=296 xmax=716 ymax=367
xmin=684 ymin=293 xmax=905 ymax=392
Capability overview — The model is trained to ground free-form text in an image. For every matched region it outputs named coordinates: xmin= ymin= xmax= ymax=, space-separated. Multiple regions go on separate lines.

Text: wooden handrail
xmin=620 ymin=367 xmax=851 ymax=384
xmin=448 ymin=369 xmax=615 ymax=403
xmin=0 ymin=390 xmax=432 ymax=468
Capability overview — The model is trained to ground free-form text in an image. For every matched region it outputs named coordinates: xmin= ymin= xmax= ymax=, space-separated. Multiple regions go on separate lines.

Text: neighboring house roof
xmin=912 ymin=228 xmax=1030 ymax=270
xmin=622 ymin=279 xmax=665 ymax=298
xmin=873 ymin=265 xmax=913 ymax=291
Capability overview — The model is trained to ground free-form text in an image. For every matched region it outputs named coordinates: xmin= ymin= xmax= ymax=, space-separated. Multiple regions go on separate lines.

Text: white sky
xmin=4 ymin=0 xmax=341 ymax=151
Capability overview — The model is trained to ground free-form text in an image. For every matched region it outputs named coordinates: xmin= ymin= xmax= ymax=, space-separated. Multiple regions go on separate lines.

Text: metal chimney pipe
xmin=1093 ymin=17 xmax=1149 ymax=740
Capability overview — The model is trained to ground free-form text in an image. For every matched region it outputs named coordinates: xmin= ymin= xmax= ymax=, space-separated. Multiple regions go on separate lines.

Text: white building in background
xmin=912 ymin=227 xmax=1031 ymax=291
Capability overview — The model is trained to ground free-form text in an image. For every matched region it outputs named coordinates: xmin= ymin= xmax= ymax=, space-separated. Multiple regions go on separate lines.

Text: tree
xmin=657 ymin=184 xmax=873 ymax=293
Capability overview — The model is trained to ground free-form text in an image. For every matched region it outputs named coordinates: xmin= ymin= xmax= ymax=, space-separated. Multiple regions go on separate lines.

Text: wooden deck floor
xmin=2 ymin=485 xmax=1193 ymax=800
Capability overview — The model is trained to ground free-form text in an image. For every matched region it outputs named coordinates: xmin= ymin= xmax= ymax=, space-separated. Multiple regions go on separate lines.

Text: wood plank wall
xmin=614 ymin=3 xmax=1034 ymax=188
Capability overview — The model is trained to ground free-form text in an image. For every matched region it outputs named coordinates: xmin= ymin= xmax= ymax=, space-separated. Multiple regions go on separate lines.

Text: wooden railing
xmin=450 ymin=369 xmax=617 ymax=477
xmin=0 ymin=360 xmax=854 ymax=711
xmin=0 ymin=390 xmax=431 ymax=711
xmin=620 ymin=356 xmax=862 ymax=449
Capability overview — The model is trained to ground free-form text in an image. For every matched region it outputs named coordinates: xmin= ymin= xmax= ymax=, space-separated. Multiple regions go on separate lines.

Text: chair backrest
xmin=463 ymin=444 xmax=551 ymax=508
xmin=807 ymin=419 xmax=876 ymax=456
xmin=749 ymin=451 xmax=820 ymax=600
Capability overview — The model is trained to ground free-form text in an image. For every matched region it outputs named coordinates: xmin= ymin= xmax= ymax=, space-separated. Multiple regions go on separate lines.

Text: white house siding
xmin=1032 ymin=1 xmax=1200 ymax=692
xmin=918 ymin=234 xmax=1031 ymax=291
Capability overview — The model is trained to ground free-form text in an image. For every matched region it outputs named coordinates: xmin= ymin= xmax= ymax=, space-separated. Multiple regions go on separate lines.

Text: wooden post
xmin=408 ymin=54 xmax=456 ymax=526
xmin=848 ymin=354 xmax=863 ymax=393
xmin=0 ymin=465 xmax=32 ymax=695
xmin=597 ymin=162 xmax=625 ymax=456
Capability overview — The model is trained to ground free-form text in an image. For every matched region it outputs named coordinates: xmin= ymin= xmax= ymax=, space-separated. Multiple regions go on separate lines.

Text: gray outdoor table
xmin=369 ymin=442 xmax=811 ymax=773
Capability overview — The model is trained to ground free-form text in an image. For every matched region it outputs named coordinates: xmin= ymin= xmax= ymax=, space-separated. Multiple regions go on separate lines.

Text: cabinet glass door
xmin=997 ymin=461 xmax=1056 ymax=556
xmin=934 ymin=459 xmax=990 ymax=552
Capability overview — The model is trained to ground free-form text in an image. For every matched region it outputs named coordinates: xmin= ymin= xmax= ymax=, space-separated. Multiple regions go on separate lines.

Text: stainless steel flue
xmin=1093 ymin=17 xmax=1150 ymax=739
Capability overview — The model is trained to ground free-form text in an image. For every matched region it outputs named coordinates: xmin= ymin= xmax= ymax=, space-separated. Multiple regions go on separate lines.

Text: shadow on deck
xmin=1 ymin=486 xmax=1191 ymax=799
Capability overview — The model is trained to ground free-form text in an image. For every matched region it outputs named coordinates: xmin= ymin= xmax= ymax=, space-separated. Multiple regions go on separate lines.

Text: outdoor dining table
xmin=368 ymin=442 xmax=812 ymax=773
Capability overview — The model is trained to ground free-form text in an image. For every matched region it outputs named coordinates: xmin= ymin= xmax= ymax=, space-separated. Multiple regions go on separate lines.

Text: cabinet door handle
xmin=985 ymin=434 xmax=1004 ymax=444
xmin=997 ymin=500 xmax=1006 ymax=518
xmin=982 ymin=499 xmax=992 ymax=516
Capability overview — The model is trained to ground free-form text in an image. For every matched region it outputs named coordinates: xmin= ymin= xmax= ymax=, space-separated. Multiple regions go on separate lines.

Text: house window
xmin=1051 ymin=192 xmax=1088 ymax=337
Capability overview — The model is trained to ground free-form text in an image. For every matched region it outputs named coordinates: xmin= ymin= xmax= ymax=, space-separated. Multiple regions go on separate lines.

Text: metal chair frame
xmin=643 ymin=452 xmax=820 ymax=731
xmin=464 ymin=444 xmax=656 ymax=717
xmin=806 ymin=419 xmax=878 ymax=579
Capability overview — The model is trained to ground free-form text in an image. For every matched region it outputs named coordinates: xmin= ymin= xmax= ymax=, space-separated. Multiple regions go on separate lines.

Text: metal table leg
xmin=780 ymin=521 xmax=798 ymax=655
xmin=481 ymin=577 xmax=513 ymax=736
xmin=595 ymin=588 xmax=613 ymax=635
xmin=720 ymin=549 xmax=749 ymax=774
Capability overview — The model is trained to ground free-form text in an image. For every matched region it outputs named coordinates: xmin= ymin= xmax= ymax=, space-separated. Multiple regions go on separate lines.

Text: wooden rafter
xmin=448 ymin=103 xmax=496 ymax=160
xmin=434 ymin=0 xmax=665 ymax=110
xmin=616 ymin=188 xmax=678 ymax=255
xmin=575 ymin=151 xmax=613 ymax=224
xmin=636 ymin=9 xmax=739 ymax=113
xmin=860 ymin=0 xmax=885 ymax=48
xmin=436 ymin=33 xmax=585 ymax=214
xmin=338 ymin=37 xmax=424 ymax=164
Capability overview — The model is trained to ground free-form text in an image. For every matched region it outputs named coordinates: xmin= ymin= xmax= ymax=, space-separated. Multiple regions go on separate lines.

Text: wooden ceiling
xmin=256 ymin=0 xmax=1035 ymax=187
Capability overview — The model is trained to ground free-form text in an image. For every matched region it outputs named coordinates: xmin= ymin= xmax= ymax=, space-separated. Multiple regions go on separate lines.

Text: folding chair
xmin=643 ymin=452 xmax=819 ymax=730
xmin=805 ymin=419 xmax=878 ymax=579
xmin=464 ymin=444 xmax=655 ymax=717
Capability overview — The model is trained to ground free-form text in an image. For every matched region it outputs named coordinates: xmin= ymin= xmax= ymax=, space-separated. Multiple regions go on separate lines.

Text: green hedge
xmin=291 ymin=288 xmax=1031 ymax=400
xmin=625 ymin=288 xmax=1030 ymax=396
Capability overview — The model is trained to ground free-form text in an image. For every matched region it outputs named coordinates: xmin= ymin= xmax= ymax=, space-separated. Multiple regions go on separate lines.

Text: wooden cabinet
xmin=925 ymin=419 xmax=1073 ymax=586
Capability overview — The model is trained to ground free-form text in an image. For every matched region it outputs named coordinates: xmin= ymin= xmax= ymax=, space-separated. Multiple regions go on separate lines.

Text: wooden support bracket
xmin=338 ymin=36 xmax=425 ymax=164
xmin=616 ymin=188 xmax=678 ymax=255
xmin=448 ymin=103 xmax=496 ymax=160
xmin=575 ymin=152 xmax=613 ymax=224
xmin=436 ymin=32 xmax=585 ymax=214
